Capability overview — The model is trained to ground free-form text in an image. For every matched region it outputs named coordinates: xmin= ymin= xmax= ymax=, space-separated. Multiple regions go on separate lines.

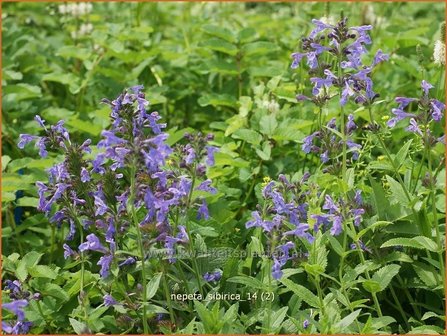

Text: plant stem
xmin=129 ymin=169 xmax=150 ymax=334
xmin=162 ymin=269 xmax=176 ymax=324
xmin=425 ymin=131 xmax=446 ymax=293
xmin=183 ymin=171 xmax=205 ymax=297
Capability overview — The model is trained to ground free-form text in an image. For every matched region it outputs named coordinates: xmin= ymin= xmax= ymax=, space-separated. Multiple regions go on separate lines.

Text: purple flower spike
xmin=196 ymin=179 xmax=217 ymax=194
xmin=330 ymin=215 xmax=343 ymax=236
xmin=79 ymin=233 xmax=107 ymax=253
xmin=63 ymin=244 xmax=75 ymax=259
xmin=80 ymin=167 xmax=90 ymax=183
xmin=205 ymin=146 xmax=219 ymax=166
xmin=421 ymin=80 xmax=434 ymax=96
xmin=406 ymin=118 xmax=422 ymax=135
xmin=17 ymin=134 xmax=37 ymax=149
xmin=104 ymin=294 xmax=118 ymax=307
xmin=291 ymin=52 xmax=306 ymax=69
xmin=431 ymin=100 xmax=444 ymax=122
xmin=271 ymin=258 xmax=283 ymax=280
xmin=197 ymin=199 xmax=210 ymax=220
xmin=3 ymin=300 xmax=28 ymax=321
xmin=97 ymin=255 xmax=113 ymax=278
xmin=372 ymin=49 xmax=389 ymax=66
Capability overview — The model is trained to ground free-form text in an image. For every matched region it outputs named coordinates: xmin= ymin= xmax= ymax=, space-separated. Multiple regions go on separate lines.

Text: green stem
xmin=425 ymin=131 xmax=446 ymax=294
xmin=162 ymin=269 xmax=176 ymax=324
xmin=6 ymin=207 xmax=24 ymax=255
xmin=388 ymin=284 xmax=410 ymax=329
xmin=49 ymin=225 xmax=55 ymax=265
xmin=129 ymin=170 xmax=150 ymax=334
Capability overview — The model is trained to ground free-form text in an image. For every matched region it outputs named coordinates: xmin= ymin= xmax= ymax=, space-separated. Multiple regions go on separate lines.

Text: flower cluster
xmin=2 ymin=280 xmax=40 ymax=334
xmin=58 ymin=3 xmax=93 ymax=17
xmin=302 ymin=115 xmax=361 ymax=170
xmin=292 ymin=17 xmax=388 ymax=107
xmin=245 ymin=175 xmax=366 ymax=280
xmin=17 ymin=85 xmax=219 ymax=318
xmin=388 ymin=80 xmax=445 ymax=144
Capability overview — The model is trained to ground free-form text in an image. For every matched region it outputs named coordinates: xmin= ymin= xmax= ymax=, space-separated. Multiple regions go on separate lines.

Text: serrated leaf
xmin=381 ymin=236 xmax=438 ymax=252
xmin=69 ymin=318 xmax=90 ymax=335
xmin=372 ymin=264 xmax=400 ymax=291
xmin=227 ymin=275 xmax=263 ymax=289
xmin=386 ymin=175 xmax=411 ymax=206
xmin=28 ymin=265 xmax=57 ymax=279
xmin=281 ymin=278 xmax=319 ymax=308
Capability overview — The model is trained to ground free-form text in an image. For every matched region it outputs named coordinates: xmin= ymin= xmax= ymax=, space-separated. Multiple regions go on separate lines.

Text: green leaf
xmin=146 ymin=273 xmax=162 ymax=300
xmin=255 ymin=141 xmax=271 ymax=161
xmin=271 ymin=307 xmax=288 ymax=330
xmin=69 ymin=318 xmax=90 ymax=335
xmin=200 ymin=38 xmax=238 ymax=56
xmin=259 ymin=114 xmax=277 ymax=136
xmin=412 ymin=261 xmax=443 ymax=288
xmin=386 ymin=175 xmax=411 ymax=206
xmin=28 ymin=265 xmax=58 ymax=279
xmin=43 ymin=283 xmax=69 ymax=302
xmin=335 ymin=309 xmax=361 ymax=330
xmin=56 ymin=46 xmax=91 ymax=61
xmin=394 ymin=139 xmax=412 ymax=168
xmin=42 ymin=73 xmax=80 ymax=94
xmin=201 ymin=25 xmax=236 ymax=43
xmin=232 ymin=129 xmax=262 ymax=145
xmin=280 ymin=278 xmax=319 ymax=308
xmin=381 ymin=236 xmax=439 ymax=252
xmin=3 ymin=84 xmax=42 ymax=101
xmin=371 ymin=264 xmax=400 ymax=291
xmin=356 ymin=221 xmax=392 ymax=240
xmin=362 ymin=280 xmax=381 ymax=293
xmin=199 ymin=93 xmax=238 ymax=109
xmin=227 ymin=275 xmax=263 ymax=289
xmin=241 ymin=41 xmax=278 ymax=57
xmin=16 ymin=259 xmax=28 ymax=282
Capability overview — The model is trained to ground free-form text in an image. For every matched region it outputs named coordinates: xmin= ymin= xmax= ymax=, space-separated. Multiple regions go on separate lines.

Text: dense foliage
xmin=2 ymin=2 xmax=446 ymax=335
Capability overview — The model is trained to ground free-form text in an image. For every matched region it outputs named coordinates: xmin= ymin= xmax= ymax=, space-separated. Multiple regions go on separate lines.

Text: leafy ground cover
xmin=1 ymin=2 xmax=446 ymax=334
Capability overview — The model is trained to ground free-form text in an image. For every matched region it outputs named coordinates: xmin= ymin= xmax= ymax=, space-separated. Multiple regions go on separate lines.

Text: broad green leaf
xmin=200 ymin=38 xmax=238 ymax=56
xmin=56 ymin=46 xmax=91 ymax=61
xmin=232 ymin=129 xmax=262 ymax=145
xmin=241 ymin=41 xmax=278 ymax=57
xmin=146 ymin=272 xmax=162 ymax=300
xmin=28 ymin=265 xmax=57 ymax=279
xmin=255 ymin=141 xmax=271 ymax=161
xmin=201 ymin=25 xmax=236 ymax=43
xmin=412 ymin=261 xmax=443 ymax=288
xmin=69 ymin=318 xmax=90 ymax=335
xmin=199 ymin=93 xmax=238 ymax=109
xmin=259 ymin=114 xmax=277 ymax=136
xmin=43 ymin=283 xmax=69 ymax=302
xmin=371 ymin=264 xmax=400 ymax=291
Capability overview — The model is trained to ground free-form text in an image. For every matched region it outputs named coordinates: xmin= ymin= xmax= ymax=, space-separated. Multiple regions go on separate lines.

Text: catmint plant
xmin=17 ymin=85 xmax=219 ymax=333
